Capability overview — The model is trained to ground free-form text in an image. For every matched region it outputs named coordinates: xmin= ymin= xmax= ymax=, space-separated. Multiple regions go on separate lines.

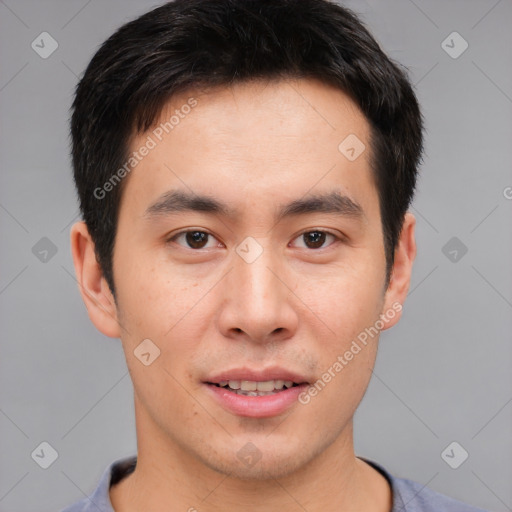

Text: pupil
xmin=305 ymin=231 xmax=325 ymax=249
xmin=186 ymin=231 xmax=207 ymax=248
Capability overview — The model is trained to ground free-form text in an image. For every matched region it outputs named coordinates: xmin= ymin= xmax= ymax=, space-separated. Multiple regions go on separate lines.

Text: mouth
xmin=206 ymin=379 xmax=304 ymax=397
xmin=203 ymin=368 xmax=311 ymax=417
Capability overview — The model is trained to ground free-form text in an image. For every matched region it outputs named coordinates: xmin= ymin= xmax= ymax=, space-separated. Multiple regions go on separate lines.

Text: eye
xmin=168 ymin=230 xmax=220 ymax=250
xmin=290 ymin=230 xmax=340 ymax=250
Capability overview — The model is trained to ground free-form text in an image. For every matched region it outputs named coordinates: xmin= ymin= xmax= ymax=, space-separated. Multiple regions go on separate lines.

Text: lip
xmin=202 ymin=366 xmax=311 ymax=418
xmin=204 ymin=381 xmax=309 ymax=418
xmin=205 ymin=367 xmax=310 ymax=384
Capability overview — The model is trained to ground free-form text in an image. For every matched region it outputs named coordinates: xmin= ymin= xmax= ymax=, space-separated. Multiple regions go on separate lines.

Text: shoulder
xmin=59 ymin=456 xmax=137 ymax=512
xmin=391 ymin=474 xmax=489 ymax=512
xmin=359 ymin=457 xmax=489 ymax=512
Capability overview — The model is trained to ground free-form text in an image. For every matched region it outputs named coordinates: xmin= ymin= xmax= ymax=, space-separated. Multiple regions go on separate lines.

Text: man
xmin=62 ymin=0 xmax=487 ymax=510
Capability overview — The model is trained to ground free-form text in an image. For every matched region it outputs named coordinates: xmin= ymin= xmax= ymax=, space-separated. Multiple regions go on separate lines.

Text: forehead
xmin=121 ymin=78 xmax=376 ymax=219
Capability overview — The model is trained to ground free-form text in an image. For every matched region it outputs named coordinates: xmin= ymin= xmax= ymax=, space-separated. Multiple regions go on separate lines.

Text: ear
xmin=380 ymin=212 xmax=416 ymax=330
xmin=70 ymin=221 xmax=121 ymax=338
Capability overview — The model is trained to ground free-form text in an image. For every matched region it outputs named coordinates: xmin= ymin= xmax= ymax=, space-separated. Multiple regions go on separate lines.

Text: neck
xmin=110 ymin=398 xmax=391 ymax=512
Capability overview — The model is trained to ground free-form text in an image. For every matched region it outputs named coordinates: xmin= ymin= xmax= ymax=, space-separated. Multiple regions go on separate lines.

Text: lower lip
xmin=204 ymin=383 xmax=308 ymax=418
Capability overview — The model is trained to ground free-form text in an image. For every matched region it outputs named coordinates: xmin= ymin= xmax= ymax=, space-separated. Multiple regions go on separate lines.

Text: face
xmin=73 ymin=78 xmax=414 ymax=481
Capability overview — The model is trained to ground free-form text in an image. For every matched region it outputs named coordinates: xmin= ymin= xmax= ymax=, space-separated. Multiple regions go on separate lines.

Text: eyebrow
xmin=143 ymin=189 xmax=364 ymax=222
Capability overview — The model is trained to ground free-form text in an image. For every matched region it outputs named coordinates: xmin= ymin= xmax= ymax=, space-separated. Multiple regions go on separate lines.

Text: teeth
xmin=256 ymin=380 xmax=275 ymax=392
xmin=216 ymin=379 xmax=298 ymax=391
xmin=234 ymin=389 xmax=276 ymax=396
xmin=240 ymin=380 xmax=257 ymax=391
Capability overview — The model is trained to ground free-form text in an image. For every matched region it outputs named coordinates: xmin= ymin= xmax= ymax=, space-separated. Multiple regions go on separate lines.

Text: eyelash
xmin=166 ymin=229 xmax=342 ymax=251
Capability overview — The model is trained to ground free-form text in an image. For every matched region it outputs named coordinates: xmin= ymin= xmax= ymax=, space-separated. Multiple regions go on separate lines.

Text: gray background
xmin=0 ymin=0 xmax=511 ymax=510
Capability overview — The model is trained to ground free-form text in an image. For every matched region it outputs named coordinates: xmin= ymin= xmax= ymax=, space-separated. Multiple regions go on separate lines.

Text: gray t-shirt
xmin=60 ymin=456 xmax=488 ymax=512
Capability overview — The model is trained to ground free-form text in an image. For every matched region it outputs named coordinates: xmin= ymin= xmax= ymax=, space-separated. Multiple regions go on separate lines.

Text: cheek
xmin=116 ymin=255 xmax=208 ymax=338
xmin=300 ymin=264 xmax=384 ymax=335
xmin=296 ymin=265 xmax=384 ymax=402
xmin=115 ymin=258 xmax=222 ymax=396
xmin=298 ymin=276 xmax=381 ymax=422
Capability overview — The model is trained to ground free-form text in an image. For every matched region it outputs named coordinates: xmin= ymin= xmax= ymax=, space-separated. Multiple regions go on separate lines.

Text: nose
xmin=217 ymin=238 xmax=299 ymax=345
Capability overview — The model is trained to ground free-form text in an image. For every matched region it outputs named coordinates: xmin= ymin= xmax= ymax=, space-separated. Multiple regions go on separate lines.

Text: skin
xmin=71 ymin=78 xmax=416 ymax=512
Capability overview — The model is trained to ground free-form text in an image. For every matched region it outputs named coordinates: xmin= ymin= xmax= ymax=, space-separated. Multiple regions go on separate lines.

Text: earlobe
xmin=70 ymin=221 xmax=121 ymax=338
xmin=380 ymin=212 xmax=417 ymax=331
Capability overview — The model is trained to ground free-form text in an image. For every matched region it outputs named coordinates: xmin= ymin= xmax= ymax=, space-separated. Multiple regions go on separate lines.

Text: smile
xmin=210 ymin=379 xmax=300 ymax=396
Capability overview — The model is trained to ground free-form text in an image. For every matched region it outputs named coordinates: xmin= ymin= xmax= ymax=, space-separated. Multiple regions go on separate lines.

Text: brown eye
xmin=303 ymin=231 xmax=327 ymax=249
xmin=169 ymin=230 xmax=217 ymax=249
xmin=291 ymin=230 xmax=338 ymax=250
xmin=185 ymin=231 xmax=209 ymax=249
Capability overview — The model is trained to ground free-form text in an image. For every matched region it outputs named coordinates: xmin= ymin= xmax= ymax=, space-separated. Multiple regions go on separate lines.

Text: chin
xmin=208 ymin=452 xmax=308 ymax=481
xmin=195 ymin=434 xmax=320 ymax=481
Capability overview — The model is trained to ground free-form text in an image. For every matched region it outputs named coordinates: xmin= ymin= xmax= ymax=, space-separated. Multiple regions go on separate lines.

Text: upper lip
xmin=205 ymin=367 xmax=310 ymax=384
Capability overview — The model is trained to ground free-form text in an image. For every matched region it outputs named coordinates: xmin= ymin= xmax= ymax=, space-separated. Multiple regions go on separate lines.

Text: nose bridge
xmin=234 ymin=237 xmax=283 ymax=309
xmin=220 ymin=236 xmax=295 ymax=339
